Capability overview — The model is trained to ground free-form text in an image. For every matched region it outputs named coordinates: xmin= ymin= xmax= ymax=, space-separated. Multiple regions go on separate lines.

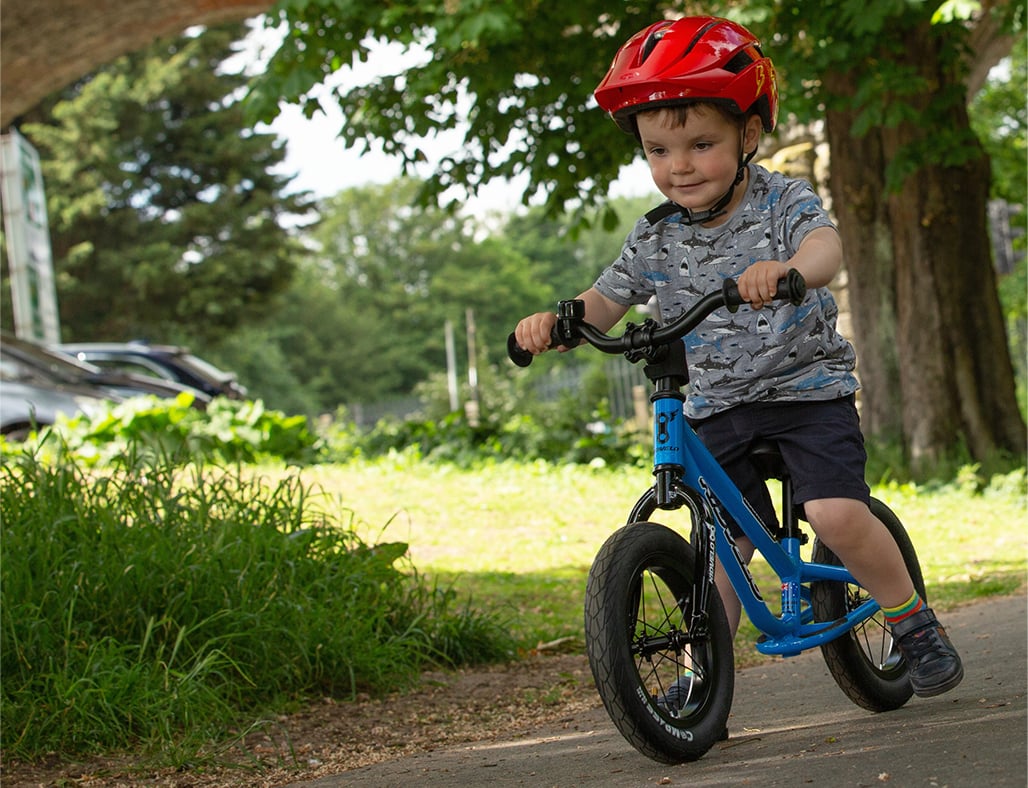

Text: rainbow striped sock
xmin=881 ymin=592 xmax=925 ymax=626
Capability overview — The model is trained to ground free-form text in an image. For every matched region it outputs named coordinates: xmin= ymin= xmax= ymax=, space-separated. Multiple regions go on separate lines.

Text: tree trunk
xmin=822 ymin=107 xmax=903 ymax=442
xmin=823 ymin=27 xmax=1026 ymax=474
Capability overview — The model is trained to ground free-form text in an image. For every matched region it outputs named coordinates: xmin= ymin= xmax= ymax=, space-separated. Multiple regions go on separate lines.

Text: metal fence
xmin=604 ymin=356 xmax=651 ymax=422
xmin=344 ymin=356 xmax=652 ymax=430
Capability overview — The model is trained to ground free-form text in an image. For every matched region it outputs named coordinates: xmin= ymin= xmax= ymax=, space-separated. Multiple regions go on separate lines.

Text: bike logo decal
xmin=698 ymin=476 xmax=764 ymax=602
xmin=702 ymin=514 xmax=716 ymax=583
xmin=656 ymin=409 xmax=677 ymax=445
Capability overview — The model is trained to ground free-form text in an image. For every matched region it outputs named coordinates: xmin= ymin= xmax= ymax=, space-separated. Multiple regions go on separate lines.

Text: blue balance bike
xmin=508 ymin=271 xmax=926 ymax=763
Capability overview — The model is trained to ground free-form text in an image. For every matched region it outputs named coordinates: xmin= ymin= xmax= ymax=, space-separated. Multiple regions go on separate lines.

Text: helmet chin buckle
xmin=678 ymin=204 xmax=728 ymax=226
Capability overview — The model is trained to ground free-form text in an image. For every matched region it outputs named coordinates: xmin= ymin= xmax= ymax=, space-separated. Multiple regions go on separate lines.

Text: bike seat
xmin=748 ymin=440 xmax=809 ymax=530
xmin=749 ymin=440 xmax=788 ymax=481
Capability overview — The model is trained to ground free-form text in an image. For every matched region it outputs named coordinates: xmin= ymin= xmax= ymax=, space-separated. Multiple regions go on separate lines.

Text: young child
xmin=514 ymin=16 xmax=963 ymax=698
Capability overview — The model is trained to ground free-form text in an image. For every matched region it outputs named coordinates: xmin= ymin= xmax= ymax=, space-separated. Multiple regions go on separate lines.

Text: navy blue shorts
xmin=691 ymin=395 xmax=870 ymax=537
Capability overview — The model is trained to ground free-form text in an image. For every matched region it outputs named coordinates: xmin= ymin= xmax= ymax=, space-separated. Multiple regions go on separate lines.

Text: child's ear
xmin=743 ymin=115 xmax=763 ymax=154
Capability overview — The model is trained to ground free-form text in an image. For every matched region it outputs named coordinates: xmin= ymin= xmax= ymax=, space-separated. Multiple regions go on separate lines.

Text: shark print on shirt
xmin=594 ymin=164 xmax=858 ymax=419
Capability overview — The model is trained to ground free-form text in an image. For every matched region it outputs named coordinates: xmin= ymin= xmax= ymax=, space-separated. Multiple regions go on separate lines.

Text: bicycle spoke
xmin=630 ymin=567 xmax=712 ymax=716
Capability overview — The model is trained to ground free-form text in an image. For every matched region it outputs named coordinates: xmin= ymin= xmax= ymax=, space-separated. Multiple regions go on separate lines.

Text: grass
xmin=297 ymin=456 xmax=1028 ymax=665
xmin=0 ymin=451 xmax=514 ymax=763
xmin=3 ymin=446 xmax=1024 ymax=766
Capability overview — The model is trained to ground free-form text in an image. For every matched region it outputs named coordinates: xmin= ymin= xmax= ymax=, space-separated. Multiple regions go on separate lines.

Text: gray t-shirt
xmin=594 ymin=164 xmax=859 ymax=420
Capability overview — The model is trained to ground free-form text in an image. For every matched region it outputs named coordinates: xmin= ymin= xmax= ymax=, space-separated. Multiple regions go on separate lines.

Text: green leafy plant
xmin=3 ymin=395 xmax=322 ymax=466
xmin=0 ymin=451 xmax=514 ymax=762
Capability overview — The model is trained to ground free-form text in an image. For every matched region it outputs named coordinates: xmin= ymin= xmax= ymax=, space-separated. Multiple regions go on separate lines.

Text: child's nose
xmin=670 ymin=152 xmax=692 ymax=173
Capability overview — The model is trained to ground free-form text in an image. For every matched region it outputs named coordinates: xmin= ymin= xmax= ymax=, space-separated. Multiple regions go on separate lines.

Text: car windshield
xmin=2 ymin=337 xmax=105 ymax=383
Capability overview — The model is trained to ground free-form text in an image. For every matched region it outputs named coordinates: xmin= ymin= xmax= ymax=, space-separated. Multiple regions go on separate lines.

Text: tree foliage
xmin=250 ymin=1 xmax=1019 ymax=210
xmin=970 ymin=33 xmax=1027 ymax=209
xmin=250 ymin=0 xmax=1025 ymax=467
xmin=232 ymin=181 xmax=658 ymax=417
xmin=254 ymin=178 xmax=551 ymax=413
xmin=248 ymin=1 xmax=671 ymax=215
xmin=16 ymin=24 xmax=313 ymax=343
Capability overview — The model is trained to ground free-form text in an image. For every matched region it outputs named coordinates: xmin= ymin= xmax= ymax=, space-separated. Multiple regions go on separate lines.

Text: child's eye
xmin=694 ymin=142 xmax=712 ymax=151
xmin=647 ymin=146 xmax=666 ymax=157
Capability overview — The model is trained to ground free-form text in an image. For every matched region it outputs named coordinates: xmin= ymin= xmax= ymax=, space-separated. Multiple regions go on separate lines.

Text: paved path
xmin=286 ymin=594 xmax=1026 ymax=787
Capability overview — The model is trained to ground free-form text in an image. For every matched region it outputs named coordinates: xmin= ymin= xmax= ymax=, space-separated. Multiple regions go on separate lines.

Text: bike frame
xmin=627 ymin=357 xmax=880 ymax=658
xmin=508 ymin=272 xmax=881 ymax=658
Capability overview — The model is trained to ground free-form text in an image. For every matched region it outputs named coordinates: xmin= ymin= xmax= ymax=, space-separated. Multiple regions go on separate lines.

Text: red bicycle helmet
xmin=594 ymin=16 xmax=778 ymax=135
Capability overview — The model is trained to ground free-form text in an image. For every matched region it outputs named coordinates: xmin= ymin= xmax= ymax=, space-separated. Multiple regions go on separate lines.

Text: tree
xmin=258 ymin=178 xmax=550 ymax=414
xmin=773 ymin=0 xmax=1025 ymax=471
xmin=250 ymin=0 xmax=1025 ymax=471
xmin=15 ymin=24 xmax=312 ymax=344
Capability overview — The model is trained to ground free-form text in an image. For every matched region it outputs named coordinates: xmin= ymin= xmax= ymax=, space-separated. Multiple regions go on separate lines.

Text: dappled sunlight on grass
xmin=294 ymin=459 xmax=1027 ymax=658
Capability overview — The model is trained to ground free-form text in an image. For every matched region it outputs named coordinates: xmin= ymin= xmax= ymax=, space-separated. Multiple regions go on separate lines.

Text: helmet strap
xmin=677 ymin=145 xmax=755 ymax=226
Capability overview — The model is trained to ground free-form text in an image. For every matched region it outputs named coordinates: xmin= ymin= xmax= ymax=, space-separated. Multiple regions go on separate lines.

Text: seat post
xmin=780 ymin=474 xmax=801 ymax=540
xmin=748 ymin=441 xmax=807 ymax=545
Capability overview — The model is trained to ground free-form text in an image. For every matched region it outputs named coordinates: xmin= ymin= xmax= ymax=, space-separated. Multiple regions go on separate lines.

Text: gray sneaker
xmin=656 ymin=673 xmax=698 ymax=715
xmin=656 ymin=674 xmax=729 ymax=740
xmin=891 ymin=608 xmax=964 ymax=697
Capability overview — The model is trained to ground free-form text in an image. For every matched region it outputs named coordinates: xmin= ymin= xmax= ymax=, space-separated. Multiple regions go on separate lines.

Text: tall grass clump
xmin=0 ymin=447 xmax=514 ymax=763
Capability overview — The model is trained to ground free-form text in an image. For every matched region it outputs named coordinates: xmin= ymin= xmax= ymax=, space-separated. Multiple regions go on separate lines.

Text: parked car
xmin=57 ymin=342 xmax=247 ymax=400
xmin=0 ymin=375 xmax=110 ymax=440
xmin=1 ymin=332 xmax=211 ymax=408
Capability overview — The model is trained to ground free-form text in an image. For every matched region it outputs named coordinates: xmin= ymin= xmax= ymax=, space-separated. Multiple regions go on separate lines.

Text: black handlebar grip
xmin=779 ymin=268 xmax=807 ymax=305
xmin=723 ymin=268 xmax=807 ymax=311
xmin=507 ymin=319 xmax=571 ymax=367
xmin=507 ymin=332 xmax=535 ymax=367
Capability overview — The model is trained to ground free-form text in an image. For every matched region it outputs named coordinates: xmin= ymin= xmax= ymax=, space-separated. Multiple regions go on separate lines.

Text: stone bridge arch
xmin=1 ymin=0 xmax=273 ymax=127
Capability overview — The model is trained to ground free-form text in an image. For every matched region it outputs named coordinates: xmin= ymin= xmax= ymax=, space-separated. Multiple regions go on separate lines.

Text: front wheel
xmin=810 ymin=497 xmax=927 ymax=712
xmin=584 ymin=521 xmax=734 ymax=763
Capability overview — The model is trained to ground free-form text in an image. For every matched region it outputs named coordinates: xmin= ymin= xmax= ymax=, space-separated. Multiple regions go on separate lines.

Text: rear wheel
xmin=810 ymin=498 xmax=926 ymax=711
xmin=584 ymin=521 xmax=734 ymax=763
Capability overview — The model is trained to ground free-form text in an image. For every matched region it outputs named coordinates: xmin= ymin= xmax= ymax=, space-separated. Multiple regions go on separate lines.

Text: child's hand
xmin=738 ymin=260 xmax=791 ymax=309
xmin=514 ymin=312 xmax=561 ymax=355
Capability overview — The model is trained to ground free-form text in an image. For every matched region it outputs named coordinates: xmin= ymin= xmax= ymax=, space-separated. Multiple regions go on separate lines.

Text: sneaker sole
xmin=911 ymin=664 xmax=965 ymax=697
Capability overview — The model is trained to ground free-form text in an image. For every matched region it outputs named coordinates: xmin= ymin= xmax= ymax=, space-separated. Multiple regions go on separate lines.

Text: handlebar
xmin=507 ymin=269 xmax=807 ymax=368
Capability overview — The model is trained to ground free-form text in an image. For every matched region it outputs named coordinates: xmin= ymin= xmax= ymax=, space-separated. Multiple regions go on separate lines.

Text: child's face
xmin=636 ymin=106 xmax=761 ymax=221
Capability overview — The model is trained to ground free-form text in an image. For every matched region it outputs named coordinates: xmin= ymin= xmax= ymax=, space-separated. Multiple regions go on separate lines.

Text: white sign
xmin=1 ymin=129 xmax=60 ymax=343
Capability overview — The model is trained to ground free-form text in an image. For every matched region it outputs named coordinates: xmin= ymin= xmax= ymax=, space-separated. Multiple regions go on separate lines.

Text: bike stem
xmin=637 ymin=341 xmax=722 ymax=641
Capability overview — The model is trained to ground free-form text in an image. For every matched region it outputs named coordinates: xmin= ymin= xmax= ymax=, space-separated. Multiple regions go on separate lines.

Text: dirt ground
xmin=1 ymin=652 xmax=600 ymax=788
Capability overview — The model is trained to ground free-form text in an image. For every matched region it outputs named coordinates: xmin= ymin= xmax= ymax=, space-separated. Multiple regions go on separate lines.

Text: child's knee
xmin=804 ymin=497 xmax=871 ymax=536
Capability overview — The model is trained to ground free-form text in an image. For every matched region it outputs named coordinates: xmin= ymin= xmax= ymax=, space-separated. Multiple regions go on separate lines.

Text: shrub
xmin=0 ymin=451 xmax=514 ymax=761
xmin=3 ymin=395 xmax=322 ymax=466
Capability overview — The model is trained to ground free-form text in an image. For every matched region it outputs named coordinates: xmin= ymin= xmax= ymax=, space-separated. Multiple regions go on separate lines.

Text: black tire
xmin=584 ymin=521 xmax=734 ymax=763
xmin=2 ymin=423 xmax=41 ymax=442
xmin=810 ymin=497 xmax=927 ymax=712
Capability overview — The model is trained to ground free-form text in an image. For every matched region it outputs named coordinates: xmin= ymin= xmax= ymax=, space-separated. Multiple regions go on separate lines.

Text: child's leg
xmin=804 ymin=496 xmax=964 ymax=696
xmin=803 ymin=497 xmax=914 ymax=607
xmin=714 ymin=535 xmax=754 ymax=638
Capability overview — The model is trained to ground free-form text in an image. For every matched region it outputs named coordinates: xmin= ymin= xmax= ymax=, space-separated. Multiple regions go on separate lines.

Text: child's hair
xmin=636 ymin=101 xmax=749 ymax=132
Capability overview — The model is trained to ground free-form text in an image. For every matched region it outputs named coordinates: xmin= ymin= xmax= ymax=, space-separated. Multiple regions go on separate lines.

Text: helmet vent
xmin=723 ymin=50 xmax=755 ymax=75
xmin=640 ymin=27 xmax=668 ymax=63
xmin=683 ymin=19 xmax=723 ymax=58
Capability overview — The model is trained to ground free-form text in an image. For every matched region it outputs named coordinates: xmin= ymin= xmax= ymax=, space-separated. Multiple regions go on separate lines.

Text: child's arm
xmin=737 ymin=226 xmax=843 ymax=309
xmin=514 ymin=287 xmax=629 ymax=355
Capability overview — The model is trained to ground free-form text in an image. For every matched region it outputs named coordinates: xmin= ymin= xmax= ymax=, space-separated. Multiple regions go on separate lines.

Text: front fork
xmin=629 ymin=390 xmax=720 ymax=640
xmin=627 ymin=473 xmax=718 ymax=641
